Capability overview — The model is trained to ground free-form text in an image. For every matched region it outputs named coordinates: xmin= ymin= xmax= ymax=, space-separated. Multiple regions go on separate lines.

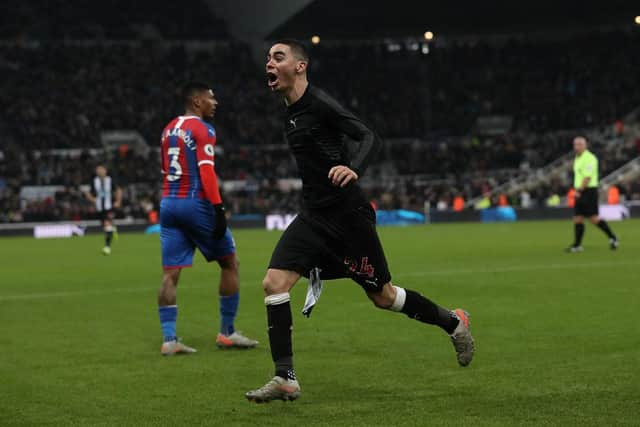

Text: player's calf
xmin=370 ymin=284 xmax=459 ymax=332
xmin=366 ymin=284 xmax=395 ymax=309
xmin=372 ymin=283 xmax=475 ymax=366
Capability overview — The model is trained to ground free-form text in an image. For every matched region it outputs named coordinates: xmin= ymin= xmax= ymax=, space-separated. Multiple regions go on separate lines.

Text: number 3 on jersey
xmin=167 ymin=147 xmax=182 ymax=181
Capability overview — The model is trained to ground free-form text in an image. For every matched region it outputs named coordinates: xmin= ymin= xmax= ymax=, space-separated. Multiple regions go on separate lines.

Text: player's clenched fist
xmin=328 ymin=165 xmax=358 ymax=187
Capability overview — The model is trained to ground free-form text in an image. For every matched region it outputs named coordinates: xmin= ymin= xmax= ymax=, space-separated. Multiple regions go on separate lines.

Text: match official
xmin=566 ymin=136 xmax=618 ymax=252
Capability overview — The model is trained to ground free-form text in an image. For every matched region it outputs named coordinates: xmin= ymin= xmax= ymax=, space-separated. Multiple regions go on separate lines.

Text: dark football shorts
xmin=574 ymin=188 xmax=599 ymax=217
xmin=268 ymin=202 xmax=391 ymax=293
xmin=99 ymin=209 xmax=115 ymax=223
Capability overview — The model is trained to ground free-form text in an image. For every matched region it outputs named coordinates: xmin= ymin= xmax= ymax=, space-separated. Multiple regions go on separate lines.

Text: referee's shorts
xmin=574 ymin=188 xmax=599 ymax=217
xmin=268 ymin=202 xmax=391 ymax=293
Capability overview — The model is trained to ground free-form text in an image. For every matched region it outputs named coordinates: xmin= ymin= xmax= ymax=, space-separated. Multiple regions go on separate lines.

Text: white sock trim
xmin=265 ymin=292 xmax=290 ymax=306
xmin=390 ymin=286 xmax=406 ymax=312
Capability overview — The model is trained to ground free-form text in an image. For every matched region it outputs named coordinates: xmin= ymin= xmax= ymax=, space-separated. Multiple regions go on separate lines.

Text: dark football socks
xmin=574 ymin=223 xmax=585 ymax=246
xmin=265 ymin=293 xmax=295 ymax=380
xmin=596 ymin=220 xmax=616 ymax=240
xmin=391 ymin=286 xmax=459 ymax=334
xmin=105 ymin=231 xmax=113 ymax=247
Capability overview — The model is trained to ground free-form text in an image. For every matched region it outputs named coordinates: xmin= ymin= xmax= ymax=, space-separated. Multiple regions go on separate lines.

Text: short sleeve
xmin=583 ymin=156 xmax=597 ymax=175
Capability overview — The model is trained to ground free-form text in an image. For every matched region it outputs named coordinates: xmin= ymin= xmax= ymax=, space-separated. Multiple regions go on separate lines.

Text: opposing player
xmin=158 ymin=81 xmax=258 ymax=355
xmin=245 ymin=40 xmax=474 ymax=402
xmin=84 ymin=164 xmax=121 ymax=255
xmin=566 ymin=136 xmax=619 ymax=252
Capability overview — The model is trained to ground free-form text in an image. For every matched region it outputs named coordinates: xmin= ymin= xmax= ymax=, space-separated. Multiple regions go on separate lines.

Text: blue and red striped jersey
xmin=161 ymin=115 xmax=218 ymax=200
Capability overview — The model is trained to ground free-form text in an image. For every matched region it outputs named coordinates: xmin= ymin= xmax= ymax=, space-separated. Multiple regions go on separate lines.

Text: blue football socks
xmin=159 ymin=305 xmax=177 ymax=342
xmin=219 ymin=292 xmax=239 ymax=336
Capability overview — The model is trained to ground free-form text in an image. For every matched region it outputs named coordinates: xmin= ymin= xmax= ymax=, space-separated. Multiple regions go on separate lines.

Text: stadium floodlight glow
xmin=424 ymin=31 xmax=434 ymax=41
xmin=386 ymin=42 xmax=402 ymax=52
xmin=311 ymin=35 xmax=321 ymax=44
xmin=635 ymin=16 xmax=640 ymax=25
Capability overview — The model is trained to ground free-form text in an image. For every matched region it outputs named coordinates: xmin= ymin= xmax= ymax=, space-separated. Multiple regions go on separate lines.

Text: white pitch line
xmin=0 ymin=284 xmax=211 ymax=302
xmin=396 ymin=260 xmax=636 ymax=278
xmin=0 ymin=260 xmax=636 ymax=302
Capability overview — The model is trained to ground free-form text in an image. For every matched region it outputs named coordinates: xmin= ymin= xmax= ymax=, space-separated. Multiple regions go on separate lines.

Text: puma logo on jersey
xmin=289 ymin=118 xmax=298 ymax=128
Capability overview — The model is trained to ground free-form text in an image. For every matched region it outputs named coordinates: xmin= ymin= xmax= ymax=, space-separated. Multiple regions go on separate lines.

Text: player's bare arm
xmin=113 ymin=187 xmax=123 ymax=209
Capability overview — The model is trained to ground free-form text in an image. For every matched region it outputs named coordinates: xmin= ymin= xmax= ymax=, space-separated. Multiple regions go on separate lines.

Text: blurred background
xmin=1 ymin=0 xmax=639 ymax=232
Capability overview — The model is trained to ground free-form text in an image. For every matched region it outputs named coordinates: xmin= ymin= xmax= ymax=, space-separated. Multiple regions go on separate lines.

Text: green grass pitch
xmin=1 ymin=219 xmax=638 ymax=426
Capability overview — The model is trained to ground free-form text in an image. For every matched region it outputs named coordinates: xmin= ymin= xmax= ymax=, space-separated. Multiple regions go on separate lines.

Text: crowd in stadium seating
xmin=0 ymin=41 xmax=280 ymax=151
xmin=310 ymin=30 xmax=640 ymax=136
xmin=1 ymin=25 xmax=640 ymax=221
xmin=2 ymin=128 xmax=639 ymax=222
xmin=2 ymin=30 xmax=639 ymax=149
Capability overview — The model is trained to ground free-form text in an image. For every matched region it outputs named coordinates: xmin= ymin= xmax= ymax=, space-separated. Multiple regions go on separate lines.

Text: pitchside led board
xmin=599 ymin=204 xmax=630 ymax=221
xmin=266 ymin=214 xmax=297 ymax=231
xmin=34 ymin=224 xmax=86 ymax=239
xmin=28 ymin=205 xmax=631 ymax=238
xmin=265 ymin=209 xmax=427 ymax=231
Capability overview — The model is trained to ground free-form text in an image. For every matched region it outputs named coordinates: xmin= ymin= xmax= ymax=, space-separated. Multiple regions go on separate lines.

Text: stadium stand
xmin=1 ymin=28 xmax=639 ymax=222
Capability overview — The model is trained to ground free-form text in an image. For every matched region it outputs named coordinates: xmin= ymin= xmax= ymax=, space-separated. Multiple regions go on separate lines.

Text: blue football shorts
xmin=160 ymin=198 xmax=235 ymax=269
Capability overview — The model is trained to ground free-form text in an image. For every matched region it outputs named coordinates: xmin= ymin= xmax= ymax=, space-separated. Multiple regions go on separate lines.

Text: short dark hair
xmin=182 ymin=81 xmax=211 ymax=107
xmin=273 ymin=39 xmax=309 ymax=62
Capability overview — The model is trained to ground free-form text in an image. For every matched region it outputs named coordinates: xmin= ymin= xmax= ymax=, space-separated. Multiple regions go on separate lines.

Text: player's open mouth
xmin=267 ymin=72 xmax=278 ymax=87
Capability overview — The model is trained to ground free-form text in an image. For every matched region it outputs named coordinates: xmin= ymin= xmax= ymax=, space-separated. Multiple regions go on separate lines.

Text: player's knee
xmin=218 ymin=255 xmax=239 ymax=271
xmin=261 ymin=275 xmax=277 ymax=295
xmin=262 ymin=271 xmax=289 ymax=295
xmin=162 ymin=269 xmax=180 ymax=288
xmin=367 ymin=291 xmax=394 ymax=309
xmin=366 ymin=282 xmax=396 ymax=309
